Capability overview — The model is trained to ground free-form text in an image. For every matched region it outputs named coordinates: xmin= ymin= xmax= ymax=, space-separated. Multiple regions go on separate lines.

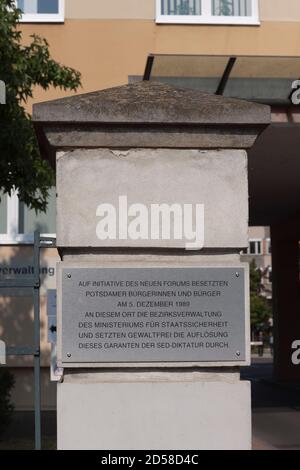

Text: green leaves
xmin=0 ymin=0 xmax=81 ymax=211
xmin=250 ymin=260 xmax=272 ymax=330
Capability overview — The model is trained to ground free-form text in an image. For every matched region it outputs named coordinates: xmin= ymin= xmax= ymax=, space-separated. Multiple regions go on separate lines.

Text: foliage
xmin=250 ymin=259 xmax=261 ymax=293
xmin=0 ymin=0 xmax=81 ymax=211
xmin=250 ymin=291 xmax=272 ymax=329
xmin=250 ymin=260 xmax=272 ymax=330
xmin=0 ymin=369 xmax=15 ymax=436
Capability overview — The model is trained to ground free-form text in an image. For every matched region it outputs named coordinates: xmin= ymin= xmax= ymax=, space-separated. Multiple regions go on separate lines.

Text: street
xmin=242 ymin=359 xmax=300 ymax=450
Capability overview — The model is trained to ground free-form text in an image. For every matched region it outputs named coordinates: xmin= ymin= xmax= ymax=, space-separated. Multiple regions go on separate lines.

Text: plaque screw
xmin=236 ymin=351 xmax=241 ymax=357
xmin=235 ymin=272 xmax=240 ymax=278
xmin=67 ymin=353 xmax=71 ymax=358
xmin=67 ymin=273 xmax=71 ymax=279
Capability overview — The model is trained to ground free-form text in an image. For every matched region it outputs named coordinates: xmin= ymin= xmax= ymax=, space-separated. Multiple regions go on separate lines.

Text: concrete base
xmin=57 ymin=372 xmax=251 ymax=450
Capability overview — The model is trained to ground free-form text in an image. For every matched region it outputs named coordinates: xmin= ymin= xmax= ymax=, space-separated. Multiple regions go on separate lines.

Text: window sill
xmin=19 ymin=15 xmax=64 ymax=23
xmin=156 ymin=16 xmax=260 ymax=26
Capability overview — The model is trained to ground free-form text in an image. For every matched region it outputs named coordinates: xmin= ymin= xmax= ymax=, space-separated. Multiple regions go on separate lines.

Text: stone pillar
xmin=271 ymin=219 xmax=300 ymax=381
xmin=33 ymin=82 xmax=270 ymax=450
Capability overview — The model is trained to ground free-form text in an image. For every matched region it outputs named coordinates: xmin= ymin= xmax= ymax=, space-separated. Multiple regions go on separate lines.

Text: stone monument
xmin=33 ymin=81 xmax=270 ymax=450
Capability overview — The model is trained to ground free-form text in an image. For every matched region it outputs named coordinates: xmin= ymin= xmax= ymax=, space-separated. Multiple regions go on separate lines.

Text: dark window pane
xmin=249 ymin=241 xmax=256 ymax=254
xmin=17 ymin=0 xmax=25 ymax=12
xmin=38 ymin=0 xmax=59 ymax=14
xmin=17 ymin=0 xmax=59 ymax=14
xmin=212 ymin=0 xmax=252 ymax=17
xmin=161 ymin=0 xmax=202 ymax=16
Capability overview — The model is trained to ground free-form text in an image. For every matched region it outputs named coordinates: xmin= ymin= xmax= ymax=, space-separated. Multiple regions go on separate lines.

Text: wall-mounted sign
xmin=59 ymin=267 xmax=248 ymax=366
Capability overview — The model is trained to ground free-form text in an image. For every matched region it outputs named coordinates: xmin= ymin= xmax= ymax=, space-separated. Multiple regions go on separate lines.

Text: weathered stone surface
xmin=44 ymin=125 xmax=261 ymax=151
xmin=33 ymin=82 xmax=270 ymax=164
xmin=34 ymin=81 xmax=270 ymax=125
xmin=56 ymin=148 xmax=248 ymax=249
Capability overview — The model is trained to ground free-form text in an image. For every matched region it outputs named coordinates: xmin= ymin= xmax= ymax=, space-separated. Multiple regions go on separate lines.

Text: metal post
xmin=143 ymin=55 xmax=154 ymax=81
xmin=33 ymin=231 xmax=41 ymax=450
xmin=216 ymin=56 xmax=237 ymax=95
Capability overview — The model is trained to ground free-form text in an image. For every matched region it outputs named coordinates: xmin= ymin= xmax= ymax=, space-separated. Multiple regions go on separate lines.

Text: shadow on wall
xmin=0 ymin=240 xmax=58 ymax=412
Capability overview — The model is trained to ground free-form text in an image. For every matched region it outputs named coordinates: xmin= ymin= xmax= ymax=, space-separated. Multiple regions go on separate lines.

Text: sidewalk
xmin=244 ymin=359 xmax=300 ymax=450
xmin=252 ymin=436 xmax=277 ymax=450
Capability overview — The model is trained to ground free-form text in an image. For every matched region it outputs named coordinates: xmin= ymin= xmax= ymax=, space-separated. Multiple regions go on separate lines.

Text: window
xmin=17 ymin=0 xmax=64 ymax=22
xmin=0 ymin=189 xmax=56 ymax=244
xmin=248 ymin=239 xmax=262 ymax=255
xmin=19 ymin=189 xmax=56 ymax=236
xmin=266 ymin=238 xmax=271 ymax=255
xmin=156 ymin=0 xmax=259 ymax=25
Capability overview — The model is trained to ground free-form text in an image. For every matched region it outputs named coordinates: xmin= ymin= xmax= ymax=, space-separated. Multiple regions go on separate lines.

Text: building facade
xmin=1 ymin=0 xmax=300 ymax=410
xmin=242 ymin=226 xmax=272 ymax=301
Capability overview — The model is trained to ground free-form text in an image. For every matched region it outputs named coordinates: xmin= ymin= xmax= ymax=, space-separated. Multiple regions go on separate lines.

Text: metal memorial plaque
xmin=60 ymin=267 xmax=246 ymax=364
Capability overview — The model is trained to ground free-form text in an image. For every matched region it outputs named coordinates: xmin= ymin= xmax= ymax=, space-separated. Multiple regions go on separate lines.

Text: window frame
xmin=17 ymin=0 xmax=65 ymax=23
xmin=156 ymin=0 xmax=260 ymax=25
xmin=0 ymin=191 xmax=55 ymax=245
xmin=248 ymin=238 xmax=263 ymax=256
xmin=266 ymin=238 xmax=272 ymax=255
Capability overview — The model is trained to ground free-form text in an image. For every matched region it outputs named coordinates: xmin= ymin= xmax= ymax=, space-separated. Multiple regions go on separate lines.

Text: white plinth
xmin=57 ymin=374 xmax=251 ymax=450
